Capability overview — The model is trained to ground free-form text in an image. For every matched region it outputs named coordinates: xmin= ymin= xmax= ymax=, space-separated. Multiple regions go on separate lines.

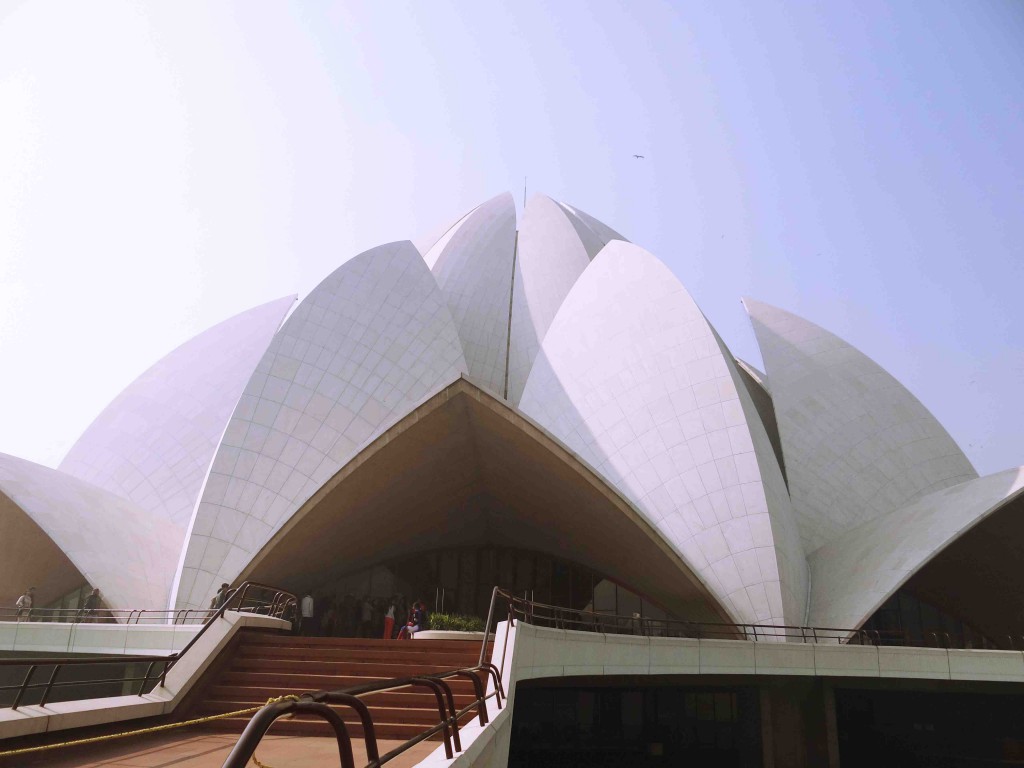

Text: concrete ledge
xmin=0 ymin=620 xmax=201 ymax=656
xmin=0 ymin=612 xmax=288 ymax=740
xmin=948 ymin=649 xmax=1024 ymax=682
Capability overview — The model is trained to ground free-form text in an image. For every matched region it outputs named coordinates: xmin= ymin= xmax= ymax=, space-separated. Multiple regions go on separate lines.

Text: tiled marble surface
xmin=0 ymin=453 xmax=179 ymax=609
xmin=59 ymin=298 xmax=294 ymax=533
xmin=506 ymin=195 xmax=623 ymax=404
xmin=428 ymin=192 xmax=517 ymax=395
xmin=808 ymin=466 xmax=1024 ymax=628
xmin=176 ymin=241 xmax=467 ymax=608
xmin=520 ymin=243 xmax=802 ymax=626
xmin=744 ymin=298 xmax=978 ymax=552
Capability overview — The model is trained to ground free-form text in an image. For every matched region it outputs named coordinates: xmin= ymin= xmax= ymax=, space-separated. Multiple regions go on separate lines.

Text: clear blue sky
xmin=1 ymin=0 xmax=1021 ymax=475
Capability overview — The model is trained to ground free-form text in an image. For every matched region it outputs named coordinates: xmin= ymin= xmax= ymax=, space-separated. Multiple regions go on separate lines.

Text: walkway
xmin=3 ymin=732 xmax=434 ymax=767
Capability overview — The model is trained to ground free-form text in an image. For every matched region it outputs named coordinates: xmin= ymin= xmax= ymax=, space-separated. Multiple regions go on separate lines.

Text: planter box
xmin=413 ymin=630 xmax=486 ymax=641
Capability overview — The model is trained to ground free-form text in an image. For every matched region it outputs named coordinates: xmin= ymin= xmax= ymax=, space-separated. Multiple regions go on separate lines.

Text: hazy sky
xmin=1 ymin=1 xmax=1021 ymax=475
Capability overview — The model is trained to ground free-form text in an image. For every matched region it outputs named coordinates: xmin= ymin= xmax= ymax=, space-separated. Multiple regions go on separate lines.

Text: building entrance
xmin=304 ymin=545 xmax=672 ymax=638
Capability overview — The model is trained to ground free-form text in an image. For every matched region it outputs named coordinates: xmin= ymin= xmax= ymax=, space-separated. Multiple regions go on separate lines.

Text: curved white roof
xmin=556 ymin=200 xmax=628 ymax=253
xmin=0 ymin=452 xmax=180 ymax=608
xmin=413 ymin=203 xmax=479 ymax=264
xmin=520 ymin=242 xmax=806 ymax=625
xmin=428 ymin=192 xmax=517 ymax=395
xmin=506 ymin=195 xmax=627 ymax=404
xmin=59 ymin=297 xmax=295 ymax=532
xmin=175 ymin=241 xmax=468 ymax=608
xmin=743 ymin=298 xmax=978 ymax=552
xmin=808 ymin=466 xmax=1024 ymax=630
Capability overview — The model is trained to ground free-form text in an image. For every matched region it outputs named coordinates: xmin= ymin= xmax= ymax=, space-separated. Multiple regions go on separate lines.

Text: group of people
xmin=11 ymin=586 xmax=102 ymax=622
xmin=297 ymin=592 xmax=428 ymax=639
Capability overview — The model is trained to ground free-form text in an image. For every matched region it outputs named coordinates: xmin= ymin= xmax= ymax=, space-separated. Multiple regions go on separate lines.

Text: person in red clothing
xmin=398 ymin=601 xmax=426 ymax=639
xmin=383 ymin=598 xmax=396 ymax=640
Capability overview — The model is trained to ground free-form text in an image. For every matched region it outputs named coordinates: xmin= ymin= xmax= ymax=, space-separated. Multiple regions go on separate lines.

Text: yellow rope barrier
xmin=0 ymin=694 xmax=303 ymax=761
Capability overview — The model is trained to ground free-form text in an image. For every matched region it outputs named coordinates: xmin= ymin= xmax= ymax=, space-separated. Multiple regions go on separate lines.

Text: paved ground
xmin=1 ymin=731 xmax=435 ymax=767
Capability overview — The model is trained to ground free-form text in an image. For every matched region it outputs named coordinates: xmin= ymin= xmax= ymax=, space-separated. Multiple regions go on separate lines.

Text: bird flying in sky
xmin=633 ymin=154 xmax=645 ymax=159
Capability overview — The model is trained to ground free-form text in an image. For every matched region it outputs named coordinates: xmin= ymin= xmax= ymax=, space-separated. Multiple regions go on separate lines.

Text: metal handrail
xmin=0 ymin=582 xmax=297 ymax=710
xmin=0 ymin=607 xmax=221 ymax=625
xmin=491 ymin=588 xmax=883 ymax=645
xmin=221 ymin=665 xmax=503 ymax=768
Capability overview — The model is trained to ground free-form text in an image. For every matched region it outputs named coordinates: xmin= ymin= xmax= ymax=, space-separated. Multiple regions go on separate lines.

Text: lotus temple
xmin=2 ymin=192 xmax=1023 ymax=766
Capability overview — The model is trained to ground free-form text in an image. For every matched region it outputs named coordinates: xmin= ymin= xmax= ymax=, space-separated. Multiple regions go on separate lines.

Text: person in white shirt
xmin=299 ymin=592 xmax=315 ymax=635
xmin=15 ymin=587 xmax=35 ymax=621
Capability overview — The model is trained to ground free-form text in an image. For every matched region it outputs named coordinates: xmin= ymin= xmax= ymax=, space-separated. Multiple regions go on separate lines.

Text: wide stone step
xmin=207 ymin=685 xmax=468 ymax=708
xmin=218 ymin=671 xmax=482 ymax=694
xmin=227 ymin=658 xmax=466 ymax=676
xmin=241 ymin=633 xmax=490 ymax=653
xmin=237 ymin=646 xmax=481 ymax=665
xmin=200 ymin=700 xmax=481 ymax=727
xmin=200 ymin=715 xmax=440 ymax=740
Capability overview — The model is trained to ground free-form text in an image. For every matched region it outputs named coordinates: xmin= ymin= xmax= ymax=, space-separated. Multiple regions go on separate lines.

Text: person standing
xmin=79 ymin=588 xmax=101 ymax=623
xmin=210 ymin=583 xmax=233 ymax=611
xmin=383 ymin=600 xmax=396 ymax=640
xmin=15 ymin=587 xmax=35 ymax=621
xmin=299 ymin=591 xmax=315 ymax=635
xmin=360 ymin=596 xmax=373 ymax=637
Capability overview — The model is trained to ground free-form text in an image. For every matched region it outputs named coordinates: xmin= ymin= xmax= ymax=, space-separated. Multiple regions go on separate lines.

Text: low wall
xmin=413 ymin=623 xmax=1024 ymax=767
xmin=0 ymin=621 xmax=200 ymax=656
xmin=0 ymin=611 xmax=290 ymax=740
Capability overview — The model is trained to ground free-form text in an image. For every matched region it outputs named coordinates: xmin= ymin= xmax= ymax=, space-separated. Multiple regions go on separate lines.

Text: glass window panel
xmin=439 ymin=550 xmax=458 ymax=589
xmin=515 ymin=555 xmax=533 ymax=591
xmin=594 ymin=579 xmax=616 ymax=614
xmin=499 ymin=551 xmax=516 ymax=587
xmin=570 ymin=566 xmax=593 ymax=611
xmin=618 ymin=586 xmax=641 ymax=619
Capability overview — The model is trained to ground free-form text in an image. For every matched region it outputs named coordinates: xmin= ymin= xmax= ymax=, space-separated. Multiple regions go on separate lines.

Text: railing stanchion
xmin=38 ymin=663 xmax=62 ymax=707
xmin=11 ymin=664 xmax=36 ymax=710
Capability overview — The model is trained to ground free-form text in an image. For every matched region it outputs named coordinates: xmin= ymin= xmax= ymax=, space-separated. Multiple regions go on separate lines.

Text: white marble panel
xmin=428 ymin=192 xmax=517 ymax=395
xmin=947 ymin=649 xmax=1024 ymax=682
xmin=507 ymin=195 xmax=627 ymax=404
xmin=520 ymin=242 xmax=805 ymax=625
xmin=0 ymin=453 xmax=180 ymax=609
xmin=744 ymin=299 xmax=978 ymax=551
xmin=808 ymin=466 xmax=1024 ymax=630
xmin=812 ymin=643 xmax=880 ymax=677
xmin=754 ymin=642 xmax=816 ymax=675
xmin=878 ymin=646 xmax=951 ymax=679
xmin=59 ymin=297 xmax=294 ymax=532
xmin=699 ymin=638 xmax=756 ymax=674
xmin=175 ymin=241 xmax=467 ymax=608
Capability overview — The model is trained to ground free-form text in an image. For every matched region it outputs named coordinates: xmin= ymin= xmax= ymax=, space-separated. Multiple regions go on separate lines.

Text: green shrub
xmin=428 ymin=612 xmax=485 ymax=632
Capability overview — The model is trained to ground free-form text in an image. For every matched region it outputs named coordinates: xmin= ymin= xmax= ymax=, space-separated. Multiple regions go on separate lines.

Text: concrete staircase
xmin=196 ymin=632 xmax=491 ymax=739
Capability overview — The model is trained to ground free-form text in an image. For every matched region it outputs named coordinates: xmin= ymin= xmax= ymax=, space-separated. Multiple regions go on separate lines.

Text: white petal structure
xmin=520 ymin=242 xmax=806 ymax=625
xmin=808 ymin=466 xmax=1024 ymax=630
xmin=0 ymin=453 xmax=179 ymax=608
xmin=2 ymin=191 xmax=1018 ymax=644
xmin=507 ymin=195 xmax=627 ymax=404
xmin=59 ymin=297 xmax=295 ymax=532
xmin=743 ymin=298 xmax=978 ymax=552
xmin=427 ymin=192 xmax=517 ymax=395
xmin=175 ymin=241 xmax=468 ymax=609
